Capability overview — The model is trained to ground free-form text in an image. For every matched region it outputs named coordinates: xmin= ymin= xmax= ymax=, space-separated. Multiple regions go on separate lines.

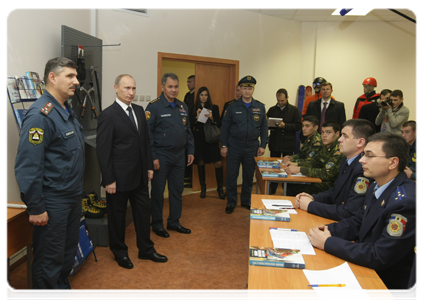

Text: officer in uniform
xmin=295 ymin=119 xmax=375 ymax=221
xmin=220 ymin=75 xmax=268 ymax=214
xmin=286 ymin=121 xmax=344 ymax=196
xmin=282 ymin=116 xmax=322 ymax=165
xmin=15 ymin=57 xmax=84 ymax=289
xmin=146 ymin=73 xmax=195 ymax=238
xmin=308 ymin=132 xmax=416 ymax=289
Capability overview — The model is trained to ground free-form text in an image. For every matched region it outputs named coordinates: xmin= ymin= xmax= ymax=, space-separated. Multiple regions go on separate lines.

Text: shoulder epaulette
xmin=149 ymin=98 xmax=159 ymax=104
xmin=227 ymin=99 xmax=237 ymax=106
xmin=40 ymin=102 xmax=54 ymax=116
xmin=255 ymin=99 xmax=265 ymax=106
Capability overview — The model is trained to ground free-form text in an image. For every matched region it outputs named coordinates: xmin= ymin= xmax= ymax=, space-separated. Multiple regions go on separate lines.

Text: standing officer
xmin=221 ymin=75 xmax=268 ymax=214
xmin=308 ymin=132 xmax=416 ymax=289
xmin=221 ymin=84 xmax=242 ymax=120
xmin=96 ymin=74 xmax=167 ymax=269
xmin=266 ymin=88 xmax=302 ymax=194
xmin=146 ymin=73 xmax=195 ymax=238
xmin=15 ymin=57 xmax=84 ymax=289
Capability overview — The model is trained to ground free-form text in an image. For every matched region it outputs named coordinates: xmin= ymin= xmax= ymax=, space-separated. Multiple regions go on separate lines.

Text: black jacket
xmin=305 ymin=98 xmax=346 ymax=129
xmin=266 ymin=102 xmax=301 ymax=153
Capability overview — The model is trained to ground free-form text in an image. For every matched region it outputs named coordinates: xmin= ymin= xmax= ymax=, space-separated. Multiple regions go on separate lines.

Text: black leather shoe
xmin=153 ymin=228 xmax=170 ymax=238
xmin=167 ymin=225 xmax=191 ymax=234
xmin=138 ymin=252 xmax=168 ymax=263
xmin=241 ymin=204 xmax=251 ymax=210
xmin=184 ymin=183 xmax=192 ymax=188
xmin=115 ymin=256 xmax=134 ymax=269
xmin=225 ymin=205 xmax=235 ymax=214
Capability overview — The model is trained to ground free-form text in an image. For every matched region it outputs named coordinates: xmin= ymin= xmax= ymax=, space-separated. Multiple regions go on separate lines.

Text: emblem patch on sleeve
xmin=386 ymin=214 xmax=407 ymax=237
xmin=145 ymin=111 xmax=151 ymax=120
xmin=354 ymin=177 xmax=369 ymax=194
xmin=28 ymin=128 xmax=44 ymax=145
xmin=325 ymin=162 xmax=334 ymax=169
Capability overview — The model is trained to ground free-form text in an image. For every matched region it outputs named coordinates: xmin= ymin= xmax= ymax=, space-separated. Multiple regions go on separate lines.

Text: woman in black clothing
xmin=191 ymin=86 xmax=225 ymax=199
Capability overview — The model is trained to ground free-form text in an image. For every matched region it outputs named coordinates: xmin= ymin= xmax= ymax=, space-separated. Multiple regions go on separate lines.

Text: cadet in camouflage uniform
xmin=286 ymin=121 xmax=344 ymax=196
xmin=401 ymin=121 xmax=420 ymax=181
xmin=282 ymin=116 xmax=322 ymax=165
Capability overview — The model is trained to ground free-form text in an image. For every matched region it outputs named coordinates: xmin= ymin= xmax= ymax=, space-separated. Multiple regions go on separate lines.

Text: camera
xmin=381 ymin=98 xmax=392 ymax=107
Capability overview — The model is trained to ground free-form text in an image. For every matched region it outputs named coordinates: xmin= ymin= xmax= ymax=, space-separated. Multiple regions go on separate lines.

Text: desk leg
xmin=27 ymin=243 xmax=32 ymax=289
xmin=283 ymin=183 xmax=287 ymax=196
xmin=4 ymin=259 xmax=10 ymax=300
xmin=266 ymin=181 xmax=270 ymax=195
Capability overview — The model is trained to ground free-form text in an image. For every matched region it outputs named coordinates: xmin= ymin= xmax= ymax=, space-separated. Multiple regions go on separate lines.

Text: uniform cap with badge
xmin=238 ymin=75 xmax=256 ymax=87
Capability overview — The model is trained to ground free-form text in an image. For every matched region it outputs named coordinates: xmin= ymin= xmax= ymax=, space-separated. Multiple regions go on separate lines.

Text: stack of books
xmin=257 ymin=160 xmax=281 ymax=169
xmin=261 ymin=170 xmax=288 ymax=177
xmin=249 ymin=246 xmax=305 ymax=269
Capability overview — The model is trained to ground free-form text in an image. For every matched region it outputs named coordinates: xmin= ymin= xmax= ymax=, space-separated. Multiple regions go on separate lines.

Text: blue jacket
xmin=15 ymin=91 xmax=85 ymax=215
xmin=308 ymin=155 xmax=372 ymax=221
xmin=220 ymin=97 xmax=268 ymax=148
xmin=325 ymin=172 xmax=416 ymax=289
xmin=407 ymin=140 xmax=416 ymax=180
xmin=145 ymin=92 xmax=194 ymax=159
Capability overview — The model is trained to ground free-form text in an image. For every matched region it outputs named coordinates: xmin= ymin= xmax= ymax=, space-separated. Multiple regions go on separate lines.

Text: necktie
xmin=320 ymin=101 xmax=327 ymax=132
xmin=127 ymin=106 xmax=137 ymax=130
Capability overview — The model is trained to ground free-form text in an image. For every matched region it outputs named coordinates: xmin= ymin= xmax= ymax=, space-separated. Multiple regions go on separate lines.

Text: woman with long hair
xmin=190 ymin=86 xmax=225 ymax=199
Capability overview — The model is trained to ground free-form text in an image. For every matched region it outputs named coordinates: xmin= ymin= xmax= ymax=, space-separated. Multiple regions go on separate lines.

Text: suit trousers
xmin=226 ymin=140 xmax=258 ymax=207
xmin=32 ymin=196 xmax=81 ymax=289
xmin=106 ymin=182 xmax=155 ymax=259
xmin=151 ymin=149 xmax=185 ymax=229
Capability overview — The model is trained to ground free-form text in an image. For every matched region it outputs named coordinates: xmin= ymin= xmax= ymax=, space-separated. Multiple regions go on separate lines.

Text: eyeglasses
xmin=360 ymin=153 xmax=394 ymax=159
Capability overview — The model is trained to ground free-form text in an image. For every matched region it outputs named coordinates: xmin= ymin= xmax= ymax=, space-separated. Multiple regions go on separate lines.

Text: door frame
xmin=157 ymin=52 xmax=239 ymax=97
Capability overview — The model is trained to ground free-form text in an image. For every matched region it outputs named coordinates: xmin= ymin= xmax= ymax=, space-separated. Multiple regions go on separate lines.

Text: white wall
xmin=7 ymin=9 xmax=92 ymax=201
xmin=303 ymin=21 xmax=416 ymax=119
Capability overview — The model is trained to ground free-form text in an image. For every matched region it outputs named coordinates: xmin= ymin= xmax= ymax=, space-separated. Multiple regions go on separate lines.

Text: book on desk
xmin=257 ymin=160 xmax=281 ymax=169
xmin=249 ymin=246 xmax=305 ymax=269
xmin=260 ymin=170 xmax=287 ymax=177
xmin=250 ymin=208 xmax=290 ymax=221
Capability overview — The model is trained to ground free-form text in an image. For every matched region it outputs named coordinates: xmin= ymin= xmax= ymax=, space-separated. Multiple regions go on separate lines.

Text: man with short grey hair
xmin=15 ymin=57 xmax=84 ymax=289
xmin=146 ymin=73 xmax=195 ymax=238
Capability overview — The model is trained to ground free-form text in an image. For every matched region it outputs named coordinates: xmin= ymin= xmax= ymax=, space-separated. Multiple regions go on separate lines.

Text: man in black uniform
xmin=146 ymin=73 xmax=195 ymax=238
xmin=266 ymin=88 xmax=301 ymax=194
xmin=308 ymin=132 xmax=416 ymax=289
xmin=183 ymin=75 xmax=195 ymax=187
xmin=15 ymin=57 xmax=84 ymax=289
xmin=221 ymin=84 xmax=242 ymax=120
xmin=220 ymin=75 xmax=268 ymax=214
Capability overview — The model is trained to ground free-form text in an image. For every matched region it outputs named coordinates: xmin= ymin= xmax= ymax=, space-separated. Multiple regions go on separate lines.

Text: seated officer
xmin=308 ymin=132 xmax=416 ymax=289
xmin=295 ymin=119 xmax=375 ymax=221
xmin=281 ymin=116 xmax=322 ymax=165
xmin=401 ymin=120 xmax=416 ymax=180
xmin=285 ymin=121 xmax=343 ymax=196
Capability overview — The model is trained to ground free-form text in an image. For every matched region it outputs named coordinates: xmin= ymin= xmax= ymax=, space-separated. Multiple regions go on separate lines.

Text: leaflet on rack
xmin=303 ymin=262 xmax=370 ymax=300
xmin=262 ymin=199 xmax=297 ymax=214
xmin=269 ymin=228 xmax=316 ymax=255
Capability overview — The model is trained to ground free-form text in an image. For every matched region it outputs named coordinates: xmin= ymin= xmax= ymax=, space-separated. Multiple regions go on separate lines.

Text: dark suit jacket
xmin=305 ymin=98 xmax=346 ymax=128
xmin=308 ymin=155 xmax=373 ymax=221
xmin=325 ymin=172 xmax=416 ymax=289
xmin=96 ymin=101 xmax=154 ymax=191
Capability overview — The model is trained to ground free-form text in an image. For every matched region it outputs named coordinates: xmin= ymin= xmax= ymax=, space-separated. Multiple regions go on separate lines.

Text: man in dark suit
xmin=305 ymin=82 xmax=346 ymax=133
xmin=221 ymin=84 xmax=242 ymax=119
xmin=295 ymin=119 xmax=375 ymax=221
xmin=97 ymin=74 xmax=167 ymax=269
xmin=308 ymin=132 xmax=416 ymax=289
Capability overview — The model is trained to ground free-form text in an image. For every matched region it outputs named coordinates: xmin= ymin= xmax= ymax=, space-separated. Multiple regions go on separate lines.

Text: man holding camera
xmin=375 ymin=89 xmax=409 ymax=136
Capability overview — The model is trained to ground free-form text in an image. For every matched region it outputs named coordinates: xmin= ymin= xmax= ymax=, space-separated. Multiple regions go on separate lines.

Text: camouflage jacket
xmin=290 ymin=132 xmax=322 ymax=164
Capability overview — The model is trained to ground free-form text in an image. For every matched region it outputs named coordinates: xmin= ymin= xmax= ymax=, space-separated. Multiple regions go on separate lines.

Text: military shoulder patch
xmin=325 ymin=162 xmax=334 ymax=169
xmin=386 ymin=214 xmax=407 ymax=237
xmin=354 ymin=177 xmax=369 ymax=194
xmin=412 ymin=153 xmax=416 ymax=162
xmin=28 ymin=128 xmax=44 ymax=145
xmin=145 ymin=111 xmax=151 ymax=120
xmin=40 ymin=102 xmax=53 ymax=115
xmin=393 ymin=185 xmax=407 ymax=202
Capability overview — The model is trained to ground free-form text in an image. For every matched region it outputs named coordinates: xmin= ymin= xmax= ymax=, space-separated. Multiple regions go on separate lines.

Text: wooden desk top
xmin=248 ymin=194 xmax=387 ymax=290
xmin=255 ymin=157 xmax=322 ymax=183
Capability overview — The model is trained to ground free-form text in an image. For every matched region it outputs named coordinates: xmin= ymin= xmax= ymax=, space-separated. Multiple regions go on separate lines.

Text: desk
xmin=7 ymin=205 xmax=33 ymax=288
xmin=255 ymin=157 xmax=322 ymax=196
xmin=248 ymin=195 xmax=387 ymax=290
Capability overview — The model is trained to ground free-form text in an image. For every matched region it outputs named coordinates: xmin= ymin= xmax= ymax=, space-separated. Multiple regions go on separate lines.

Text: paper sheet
xmin=269 ymin=228 xmax=315 ymax=255
xmin=197 ymin=107 xmax=210 ymax=123
xmin=262 ymin=199 xmax=297 ymax=214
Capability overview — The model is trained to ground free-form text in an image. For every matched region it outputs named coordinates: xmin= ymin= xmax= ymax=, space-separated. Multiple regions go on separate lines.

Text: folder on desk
xmin=261 ymin=170 xmax=287 ymax=177
xmin=250 ymin=208 xmax=290 ymax=222
xmin=249 ymin=246 xmax=305 ymax=269
xmin=257 ymin=160 xmax=281 ymax=169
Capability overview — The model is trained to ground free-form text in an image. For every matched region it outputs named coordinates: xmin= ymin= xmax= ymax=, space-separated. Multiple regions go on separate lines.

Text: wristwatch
xmin=221 ymin=146 xmax=227 ymax=148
